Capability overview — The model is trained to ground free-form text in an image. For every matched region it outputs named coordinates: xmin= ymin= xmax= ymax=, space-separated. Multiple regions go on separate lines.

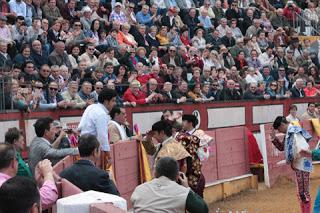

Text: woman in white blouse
xmin=191 ymin=29 xmax=206 ymax=50
xmin=245 ymin=66 xmax=263 ymax=84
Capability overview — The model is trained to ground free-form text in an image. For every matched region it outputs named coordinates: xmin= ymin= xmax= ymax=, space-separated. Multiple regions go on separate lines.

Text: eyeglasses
xmin=212 ymin=84 xmax=219 ymax=86
xmin=88 ymin=48 xmax=95 ymax=51
xmin=270 ymin=84 xmax=277 ymax=87
xmin=169 ymin=49 xmax=176 ymax=52
xmin=74 ymin=24 xmax=81 ymax=27
xmin=49 ymin=87 xmax=58 ymax=91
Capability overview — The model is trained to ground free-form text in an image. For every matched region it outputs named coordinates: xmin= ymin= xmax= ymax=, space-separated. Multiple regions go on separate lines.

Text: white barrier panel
xmin=132 ymin=110 xmax=182 ymax=134
xmin=295 ymin=103 xmax=308 ymax=117
xmin=60 ymin=116 xmax=81 ymax=125
xmin=207 ymin=107 xmax=245 ymax=128
xmin=25 ymin=119 xmax=37 ymax=146
xmin=252 ymin=105 xmax=283 ymax=124
xmin=0 ymin=120 xmax=20 ymax=143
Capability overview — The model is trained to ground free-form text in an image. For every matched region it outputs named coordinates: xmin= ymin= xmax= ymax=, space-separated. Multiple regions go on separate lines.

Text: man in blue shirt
xmin=198 ymin=9 xmax=213 ymax=30
xmin=136 ymin=5 xmax=155 ymax=27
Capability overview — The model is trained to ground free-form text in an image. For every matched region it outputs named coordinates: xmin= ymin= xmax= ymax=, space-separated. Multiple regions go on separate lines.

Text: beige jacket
xmin=61 ymin=91 xmax=86 ymax=109
xmin=131 ymin=176 xmax=189 ymax=213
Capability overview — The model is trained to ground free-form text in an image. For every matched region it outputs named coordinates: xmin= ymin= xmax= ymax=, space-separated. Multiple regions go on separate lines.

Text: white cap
xmin=82 ymin=6 xmax=92 ymax=13
xmin=114 ymin=2 xmax=122 ymax=7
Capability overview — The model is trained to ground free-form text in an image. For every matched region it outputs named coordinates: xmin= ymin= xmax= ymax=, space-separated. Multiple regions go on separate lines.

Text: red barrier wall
xmin=0 ymin=98 xmax=316 ymax=153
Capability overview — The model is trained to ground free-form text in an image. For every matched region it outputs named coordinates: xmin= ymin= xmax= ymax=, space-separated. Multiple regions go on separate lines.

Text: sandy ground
xmin=209 ymin=178 xmax=320 ymax=213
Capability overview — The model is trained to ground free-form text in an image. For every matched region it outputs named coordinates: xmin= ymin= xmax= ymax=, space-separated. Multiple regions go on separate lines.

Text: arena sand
xmin=209 ymin=178 xmax=320 ymax=213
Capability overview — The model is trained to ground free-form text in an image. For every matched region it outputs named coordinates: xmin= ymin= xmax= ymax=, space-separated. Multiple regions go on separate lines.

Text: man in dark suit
xmin=161 ymin=82 xmax=186 ymax=104
xmin=161 ymin=8 xmax=176 ymax=29
xmin=60 ymin=134 xmax=120 ymax=195
xmin=60 ymin=0 xmax=79 ymax=25
xmin=220 ymin=79 xmax=242 ymax=101
xmin=220 ymin=30 xmax=236 ymax=48
xmin=0 ymin=41 xmax=13 ymax=69
xmin=290 ymin=78 xmax=305 ymax=98
xmin=243 ymin=82 xmax=270 ymax=100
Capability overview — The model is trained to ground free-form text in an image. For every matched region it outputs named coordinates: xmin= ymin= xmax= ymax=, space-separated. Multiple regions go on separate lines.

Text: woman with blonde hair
xmin=156 ymin=26 xmax=170 ymax=46
xmin=117 ymin=23 xmax=137 ymax=47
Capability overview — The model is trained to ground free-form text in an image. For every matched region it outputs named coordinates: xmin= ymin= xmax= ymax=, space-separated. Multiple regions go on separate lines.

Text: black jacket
xmin=60 ymin=159 xmax=120 ymax=195
xmin=290 ymin=86 xmax=305 ymax=98
xmin=243 ymin=90 xmax=265 ymax=100
xmin=161 ymin=16 xmax=176 ymax=29
xmin=220 ymin=88 xmax=242 ymax=101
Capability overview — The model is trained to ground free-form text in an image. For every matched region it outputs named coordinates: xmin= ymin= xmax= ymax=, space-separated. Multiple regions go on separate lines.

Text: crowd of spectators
xmin=0 ymin=0 xmax=320 ymax=111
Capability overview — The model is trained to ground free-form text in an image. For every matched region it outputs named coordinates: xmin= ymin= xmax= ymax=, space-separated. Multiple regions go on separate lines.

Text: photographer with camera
xmin=51 ymin=121 xmax=73 ymax=149
xmin=131 ymin=157 xmax=208 ymax=213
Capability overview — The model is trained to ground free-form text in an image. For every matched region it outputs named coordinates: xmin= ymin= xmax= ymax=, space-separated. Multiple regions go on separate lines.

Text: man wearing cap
xmin=109 ymin=2 xmax=127 ymax=25
xmin=271 ymin=116 xmax=312 ymax=213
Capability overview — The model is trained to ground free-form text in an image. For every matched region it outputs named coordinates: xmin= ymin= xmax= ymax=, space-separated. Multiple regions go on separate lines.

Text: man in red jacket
xmin=123 ymin=80 xmax=156 ymax=105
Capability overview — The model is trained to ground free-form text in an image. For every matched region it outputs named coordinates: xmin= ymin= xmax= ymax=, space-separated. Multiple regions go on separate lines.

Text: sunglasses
xmin=74 ymin=24 xmax=81 ymax=26
xmin=212 ymin=84 xmax=219 ymax=86
xmin=34 ymin=86 xmax=43 ymax=89
xmin=49 ymin=87 xmax=58 ymax=91
xmin=96 ymin=87 xmax=103 ymax=89
xmin=169 ymin=49 xmax=176 ymax=52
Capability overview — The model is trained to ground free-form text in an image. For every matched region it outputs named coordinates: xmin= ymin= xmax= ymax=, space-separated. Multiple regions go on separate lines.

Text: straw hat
xmin=157 ymin=141 xmax=191 ymax=161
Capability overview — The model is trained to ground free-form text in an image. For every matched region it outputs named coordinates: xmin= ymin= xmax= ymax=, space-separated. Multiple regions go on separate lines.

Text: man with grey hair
xmin=290 ymin=78 xmax=305 ymax=98
xmin=48 ymin=41 xmax=72 ymax=70
xmin=271 ymin=8 xmax=290 ymax=29
xmin=216 ymin=18 xmax=230 ymax=37
xmin=91 ymin=81 xmax=104 ymax=102
xmin=296 ymin=49 xmax=313 ymax=69
xmin=243 ymin=82 xmax=270 ymax=100
xmin=61 ymin=81 xmax=86 ymax=109
xmin=245 ymin=18 xmax=262 ymax=38
xmin=49 ymin=65 xmax=64 ymax=88
xmin=220 ymin=29 xmax=236 ymax=48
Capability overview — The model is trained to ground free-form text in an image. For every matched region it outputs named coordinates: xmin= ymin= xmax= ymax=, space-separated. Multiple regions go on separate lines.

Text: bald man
xmin=48 ymin=41 xmax=72 ymax=70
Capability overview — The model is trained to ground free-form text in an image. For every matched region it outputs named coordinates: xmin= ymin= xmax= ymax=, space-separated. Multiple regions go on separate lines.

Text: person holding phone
xmin=131 ymin=157 xmax=208 ymax=213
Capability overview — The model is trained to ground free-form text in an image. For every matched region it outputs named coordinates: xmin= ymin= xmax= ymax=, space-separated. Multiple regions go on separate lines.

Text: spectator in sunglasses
xmin=39 ymin=81 xmax=69 ymax=110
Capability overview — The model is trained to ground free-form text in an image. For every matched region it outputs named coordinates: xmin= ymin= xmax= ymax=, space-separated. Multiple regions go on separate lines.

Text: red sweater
xmin=123 ymin=88 xmax=147 ymax=104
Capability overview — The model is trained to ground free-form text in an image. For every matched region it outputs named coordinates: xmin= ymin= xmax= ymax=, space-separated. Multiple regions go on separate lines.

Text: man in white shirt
xmin=78 ymin=88 xmax=117 ymax=167
xmin=258 ymin=47 xmax=275 ymax=68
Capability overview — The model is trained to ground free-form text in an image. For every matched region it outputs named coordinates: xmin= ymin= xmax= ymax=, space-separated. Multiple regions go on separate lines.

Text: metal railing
xmin=293 ymin=11 xmax=320 ymax=36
